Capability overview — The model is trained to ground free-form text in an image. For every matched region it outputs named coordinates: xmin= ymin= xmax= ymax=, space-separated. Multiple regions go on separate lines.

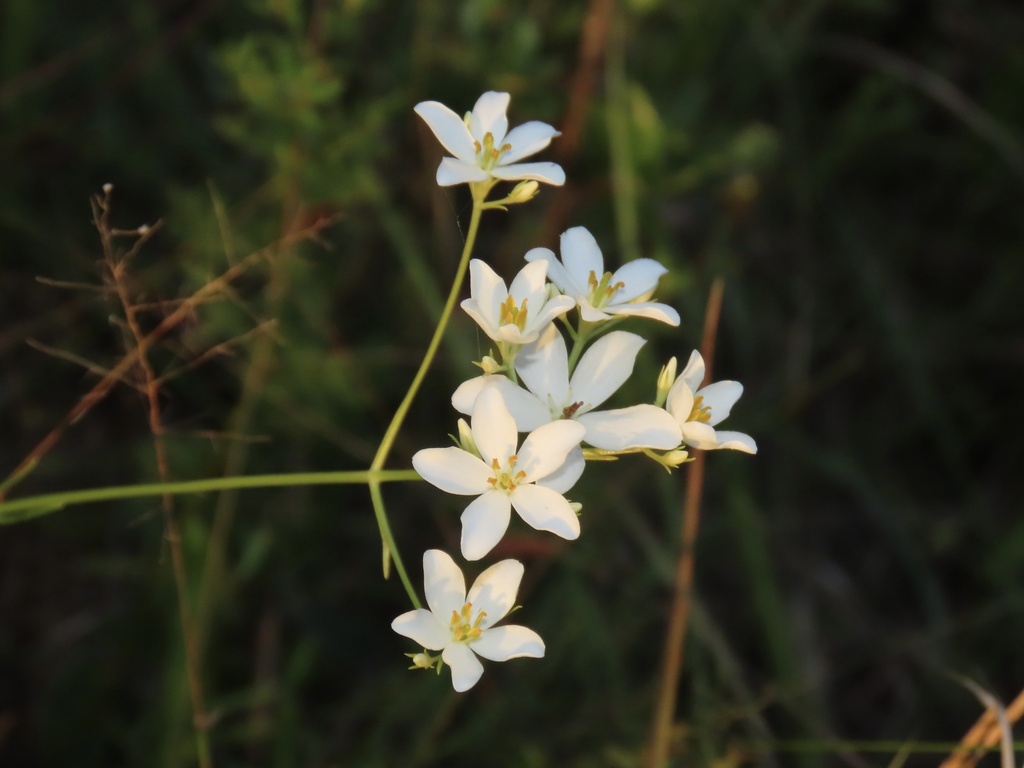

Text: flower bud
xmin=505 ymin=180 xmax=540 ymax=205
xmin=410 ymin=652 xmax=433 ymax=669
xmin=476 ymin=355 xmax=504 ymax=375
xmin=456 ymin=418 xmax=481 ymax=458
xmin=655 ymin=357 xmax=678 ymax=407
xmin=662 ymin=449 xmax=689 ymax=468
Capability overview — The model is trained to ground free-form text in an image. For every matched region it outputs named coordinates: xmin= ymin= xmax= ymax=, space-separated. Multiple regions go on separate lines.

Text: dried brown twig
xmin=646 ymin=278 xmax=725 ymax=768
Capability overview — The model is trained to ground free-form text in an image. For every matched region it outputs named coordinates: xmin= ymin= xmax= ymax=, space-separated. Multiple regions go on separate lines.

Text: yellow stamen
xmin=487 ymin=455 xmax=524 ymax=491
xmin=586 ymin=270 xmax=626 ymax=308
xmin=499 ymin=295 xmax=530 ymax=330
xmin=688 ymin=394 xmax=712 ymax=424
xmin=450 ymin=602 xmax=487 ymax=643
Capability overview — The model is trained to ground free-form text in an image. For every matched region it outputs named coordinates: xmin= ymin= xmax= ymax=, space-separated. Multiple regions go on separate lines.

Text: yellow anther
xmin=688 ymin=395 xmax=712 ymax=424
xmin=499 ymin=295 xmax=530 ymax=330
xmin=586 ymin=270 xmax=625 ymax=308
xmin=450 ymin=602 xmax=486 ymax=643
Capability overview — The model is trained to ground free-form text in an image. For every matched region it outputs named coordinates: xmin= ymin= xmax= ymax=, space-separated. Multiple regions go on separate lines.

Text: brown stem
xmin=645 ymin=278 xmax=725 ymax=768
xmin=1 ymin=210 xmax=337 ymax=497
xmin=96 ymin=190 xmax=214 ymax=767
xmin=941 ymin=685 xmax=1024 ymax=768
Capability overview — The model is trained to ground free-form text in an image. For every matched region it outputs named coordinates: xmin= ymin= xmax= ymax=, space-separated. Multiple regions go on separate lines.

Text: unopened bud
xmin=102 ymin=183 xmax=113 ymax=194
xmin=505 ymin=180 xmax=540 ymax=205
xmin=662 ymin=449 xmax=689 ymax=468
xmin=456 ymin=418 xmax=481 ymax=458
xmin=476 ymin=355 xmax=503 ymax=375
xmin=410 ymin=652 xmax=433 ymax=669
xmin=655 ymin=357 xmax=678 ymax=407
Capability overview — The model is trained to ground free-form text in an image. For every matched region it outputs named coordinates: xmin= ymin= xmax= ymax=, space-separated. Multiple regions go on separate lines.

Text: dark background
xmin=1 ymin=0 xmax=1023 ymax=765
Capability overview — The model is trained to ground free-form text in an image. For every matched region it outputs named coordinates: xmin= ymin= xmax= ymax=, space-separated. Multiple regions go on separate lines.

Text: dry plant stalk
xmin=645 ymin=278 xmax=725 ymax=768
xmin=941 ymin=685 xmax=1024 ymax=768
xmin=0 ymin=196 xmax=336 ymax=499
xmin=94 ymin=187 xmax=215 ymax=768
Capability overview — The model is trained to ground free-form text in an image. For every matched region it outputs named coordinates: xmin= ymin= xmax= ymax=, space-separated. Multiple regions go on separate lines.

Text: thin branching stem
xmin=368 ymin=185 xmax=489 ymax=609
xmin=98 ymin=190 xmax=214 ymax=768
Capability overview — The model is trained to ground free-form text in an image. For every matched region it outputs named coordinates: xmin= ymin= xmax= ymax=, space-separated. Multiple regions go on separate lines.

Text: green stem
xmin=368 ymin=187 xmax=488 ymax=607
xmin=0 ymin=470 xmax=420 ymax=522
xmin=566 ymin=316 xmax=601 ymax=374
xmin=370 ymin=192 xmax=485 ymax=474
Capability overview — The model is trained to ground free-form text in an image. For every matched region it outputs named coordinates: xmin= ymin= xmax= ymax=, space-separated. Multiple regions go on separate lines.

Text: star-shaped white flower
xmin=392 ymin=550 xmax=545 ymax=692
xmin=461 ymin=259 xmax=575 ymax=345
xmin=525 ymin=226 xmax=680 ymax=326
xmin=453 ymin=324 xmax=682 ymax=459
xmin=413 ymin=387 xmax=586 ymax=560
xmin=414 ymin=91 xmax=565 ymax=187
xmin=665 ymin=350 xmax=757 ymax=453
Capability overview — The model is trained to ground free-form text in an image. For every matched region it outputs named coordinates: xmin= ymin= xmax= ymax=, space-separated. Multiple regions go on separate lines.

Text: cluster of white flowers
xmin=393 ymin=91 xmax=756 ymax=691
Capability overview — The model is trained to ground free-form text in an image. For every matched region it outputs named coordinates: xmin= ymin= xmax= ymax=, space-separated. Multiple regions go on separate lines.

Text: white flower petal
xmin=413 ymin=447 xmax=492 ymax=494
xmin=423 ymin=549 xmax=467 ymax=619
xmin=469 ymin=91 xmax=510 ymax=144
xmin=414 ymin=101 xmax=477 ymax=164
xmin=665 ymin=377 xmax=694 ymax=424
xmin=391 ymin=608 xmax=450 ymax=651
xmin=491 ymin=162 xmax=565 ymax=185
xmin=559 ymin=226 xmax=605 ymax=289
xmin=610 ymin=258 xmax=669 ymax=302
xmin=461 ymin=491 xmax=512 ymax=561
xmin=472 ymin=625 xmax=545 ymax=662
xmin=517 ymin=420 xmax=587 ymax=482
xmin=436 ymin=157 xmax=490 ymax=186
xmin=697 ymin=380 xmax=743 ymax=426
xmin=500 ymin=121 xmax=561 ymax=164
xmin=605 ymin=301 xmax=680 ymax=326
xmin=471 ymin=388 xmax=518 ymax=464
xmin=469 ymin=259 xmax=507 ymax=326
xmin=579 ymin=302 xmax=614 ymax=324
xmin=515 ymin=323 xmax=570 ymax=407
xmin=679 ymin=350 xmax=705 ymax=393
xmin=680 ymin=421 xmax=719 ymax=450
xmin=467 ymin=559 xmax=523 ymax=627
xmin=442 ymin=643 xmax=485 ymax=692
xmin=537 ymin=445 xmax=585 ymax=494
xmin=525 ymin=246 xmax=582 ymax=296
xmin=507 ymin=260 xmax=549 ymax=312
xmin=531 ymin=295 xmax=576 ymax=330
xmin=709 ymin=430 xmax=758 ymax=454
xmin=579 ymin=405 xmax=683 ymax=450
xmin=570 ymin=331 xmax=645 ymax=409
xmin=510 ymin=483 xmax=581 ymax=540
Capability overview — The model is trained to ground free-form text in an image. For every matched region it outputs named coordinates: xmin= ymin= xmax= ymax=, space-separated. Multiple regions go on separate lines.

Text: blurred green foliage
xmin=2 ymin=0 xmax=1024 ymax=766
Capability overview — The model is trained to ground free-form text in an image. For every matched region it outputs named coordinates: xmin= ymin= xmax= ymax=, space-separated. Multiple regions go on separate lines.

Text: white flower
xmin=453 ymin=324 xmax=682 ymax=458
xmin=414 ymin=91 xmax=565 ymax=187
xmin=392 ymin=550 xmax=545 ymax=692
xmin=665 ymin=350 xmax=757 ymax=453
xmin=525 ymin=226 xmax=680 ymax=326
xmin=412 ymin=387 xmax=586 ymax=560
xmin=461 ymin=259 xmax=575 ymax=345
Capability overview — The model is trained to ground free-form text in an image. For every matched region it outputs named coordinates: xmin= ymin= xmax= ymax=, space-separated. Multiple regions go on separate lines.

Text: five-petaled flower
xmin=392 ymin=550 xmax=545 ymax=692
xmin=526 ymin=226 xmax=680 ymax=326
xmin=453 ymin=323 xmax=682 ymax=456
xmin=413 ymin=387 xmax=585 ymax=560
xmin=415 ymin=91 xmax=565 ymax=187
xmin=461 ymin=259 xmax=575 ymax=346
xmin=665 ymin=350 xmax=757 ymax=454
